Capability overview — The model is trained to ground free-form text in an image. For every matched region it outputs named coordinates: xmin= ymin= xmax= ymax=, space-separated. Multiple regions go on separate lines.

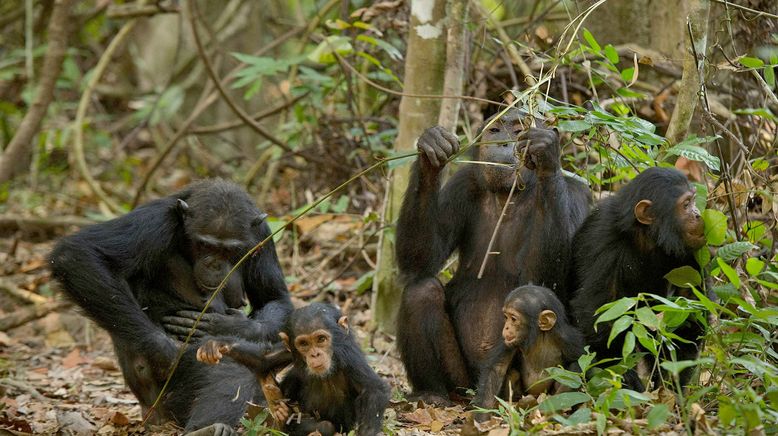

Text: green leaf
xmin=660 ymin=357 xmax=713 ymax=375
xmin=539 ymin=392 xmax=590 ymax=412
xmin=582 ymin=29 xmax=601 ymax=53
xmin=545 ymin=367 xmax=583 ymax=389
xmin=632 ymin=323 xmax=658 ymax=355
xmin=635 ymin=307 xmax=661 ymax=330
xmin=765 ymin=64 xmax=775 ymax=88
xmin=733 ymin=107 xmax=777 ymax=121
xmin=620 ymin=67 xmax=635 ymax=83
xmin=716 ymin=257 xmax=741 ymax=288
xmin=607 ymin=315 xmax=633 ymax=348
xmin=557 ymin=119 xmax=592 ymax=132
xmin=577 ymin=351 xmax=596 ymax=372
xmin=647 ymin=404 xmax=670 ymax=429
xmin=702 ymin=209 xmax=727 ymax=245
xmin=664 ymin=266 xmax=702 ymax=288
xmin=622 ymin=331 xmax=635 ymax=358
xmin=594 ymin=298 xmax=636 ymax=324
xmin=265 ymin=218 xmax=287 ymax=242
xmin=566 ymin=407 xmax=592 ymax=426
xmin=718 ymin=402 xmax=736 ymax=426
xmin=746 ymin=257 xmax=765 ymax=276
xmin=740 ymin=56 xmax=764 ymax=68
xmin=666 ymin=136 xmax=721 ymax=170
xmin=695 ymin=246 xmax=711 ymax=268
xmin=604 ymin=44 xmax=619 ymax=64
xmin=717 ymin=241 xmax=756 ymax=262
xmin=307 ymin=35 xmax=353 ymax=64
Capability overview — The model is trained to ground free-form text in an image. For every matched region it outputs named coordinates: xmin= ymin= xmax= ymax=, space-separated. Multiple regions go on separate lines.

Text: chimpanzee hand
xmin=417 ymin=126 xmax=459 ymax=173
xmin=271 ymin=399 xmax=290 ymax=424
xmin=517 ymin=127 xmax=561 ymax=177
xmin=196 ymin=339 xmax=233 ymax=365
xmin=162 ymin=308 xmax=251 ymax=341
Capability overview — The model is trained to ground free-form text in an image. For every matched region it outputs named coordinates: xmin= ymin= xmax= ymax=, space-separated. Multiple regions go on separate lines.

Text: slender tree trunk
xmin=0 ymin=0 xmax=74 ymax=184
xmin=372 ymin=0 xmax=447 ymax=334
xmin=438 ymin=0 xmax=469 ymax=131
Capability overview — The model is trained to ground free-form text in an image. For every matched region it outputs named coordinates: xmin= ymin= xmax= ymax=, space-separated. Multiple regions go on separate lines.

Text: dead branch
xmin=0 ymin=300 xmax=71 ymax=331
xmin=0 ymin=214 xmax=95 ymax=233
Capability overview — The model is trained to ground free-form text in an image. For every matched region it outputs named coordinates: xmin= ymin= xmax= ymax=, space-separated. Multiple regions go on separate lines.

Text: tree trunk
xmin=0 ymin=0 xmax=74 ymax=184
xmin=371 ymin=0 xmax=448 ymax=334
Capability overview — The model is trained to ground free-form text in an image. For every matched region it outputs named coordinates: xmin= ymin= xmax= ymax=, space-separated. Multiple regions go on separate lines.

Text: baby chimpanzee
xmin=198 ymin=303 xmax=390 ymax=436
xmin=474 ymin=285 xmax=584 ymax=419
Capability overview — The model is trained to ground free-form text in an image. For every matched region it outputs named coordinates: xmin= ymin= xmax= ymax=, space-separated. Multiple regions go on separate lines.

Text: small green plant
xmin=241 ymin=409 xmax=286 ymax=436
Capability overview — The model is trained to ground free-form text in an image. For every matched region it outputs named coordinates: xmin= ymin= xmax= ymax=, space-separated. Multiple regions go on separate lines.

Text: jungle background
xmin=0 ymin=0 xmax=776 ymax=434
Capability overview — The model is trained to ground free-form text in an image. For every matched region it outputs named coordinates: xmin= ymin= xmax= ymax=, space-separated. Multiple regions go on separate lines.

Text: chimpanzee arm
xmin=474 ymin=345 xmax=517 ymax=420
xmin=350 ymin=361 xmax=391 ymax=436
xmin=396 ymin=163 xmax=475 ymax=284
xmin=519 ymin=128 xmax=591 ymax=301
xmin=198 ymin=339 xmax=292 ymax=374
xmin=50 ymin=198 xmax=182 ymax=367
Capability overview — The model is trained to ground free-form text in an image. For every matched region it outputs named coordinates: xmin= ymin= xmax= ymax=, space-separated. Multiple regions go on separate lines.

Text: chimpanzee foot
xmin=407 ymin=391 xmax=453 ymax=407
xmin=184 ymin=423 xmax=237 ymax=436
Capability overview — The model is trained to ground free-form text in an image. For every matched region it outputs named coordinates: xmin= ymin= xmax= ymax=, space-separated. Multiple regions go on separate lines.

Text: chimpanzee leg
xmin=287 ymin=416 xmax=336 ymax=436
xmin=397 ymin=278 xmax=470 ymax=399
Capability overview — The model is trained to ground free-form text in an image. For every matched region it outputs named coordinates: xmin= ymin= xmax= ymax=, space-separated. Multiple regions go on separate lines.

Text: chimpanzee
xmin=199 ymin=303 xmax=390 ymax=436
xmin=49 ymin=179 xmax=293 ymax=431
xmin=474 ymin=285 xmax=584 ymax=420
xmin=569 ymin=167 xmax=707 ymax=391
xmin=396 ymin=108 xmax=591 ymax=402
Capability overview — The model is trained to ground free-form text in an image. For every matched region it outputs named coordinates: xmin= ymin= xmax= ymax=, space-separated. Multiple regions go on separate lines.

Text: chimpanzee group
xmin=50 ymin=108 xmax=709 ymax=434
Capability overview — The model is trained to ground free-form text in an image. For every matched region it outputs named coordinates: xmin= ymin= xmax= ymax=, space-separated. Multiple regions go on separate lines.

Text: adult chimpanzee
xmin=49 ymin=179 xmax=293 ymax=431
xmin=199 ymin=303 xmax=390 ymax=436
xmin=474 ymin=285 xmax=584 ymax=420
xmin=396 ymin=108 xmax=591 ymax=403
xmin=570 ymin=167 xmax=707 ymax=391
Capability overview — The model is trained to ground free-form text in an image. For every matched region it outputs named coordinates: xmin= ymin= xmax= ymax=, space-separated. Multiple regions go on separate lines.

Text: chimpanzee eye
xmin=489 ymin=127 xmax=501 ymax=134
xmin=298 ymin=340 xmax=309 ymax=348
xmin=317 ymin=335 xmax=327 ymax=344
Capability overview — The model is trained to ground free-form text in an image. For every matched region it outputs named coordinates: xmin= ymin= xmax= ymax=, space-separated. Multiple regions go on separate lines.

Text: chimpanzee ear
xmin=337 ymin=316 xmax=349 ymax=333
xmin=634 ymin=199 xmax=654 ymax=225
xmin=252 ymin=212 xmax=268 ymax=228
xmin=538 ymin=310 xmax=557 ymax=331
xmin=176 ymin=199 xmax=190 ymax=220
xmin=279 ymin=332 xmax=291 ymax=351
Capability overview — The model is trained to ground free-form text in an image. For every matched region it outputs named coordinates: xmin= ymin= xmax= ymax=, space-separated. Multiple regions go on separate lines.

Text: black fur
xmin=49 ymin=179 xmax=293 ymax=431
xmin=570 ymin=167 xmax=706 ymax=390
xmin=396 ymin=113 xmax=591 ymax=399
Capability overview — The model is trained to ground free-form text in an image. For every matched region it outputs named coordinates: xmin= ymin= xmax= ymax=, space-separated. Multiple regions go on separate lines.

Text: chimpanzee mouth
xmin=195 ymin=279 xmax=221 ymax=291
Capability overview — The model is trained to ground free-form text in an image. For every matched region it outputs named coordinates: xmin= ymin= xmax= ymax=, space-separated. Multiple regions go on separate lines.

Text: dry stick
xmin=191 ymin=92 xmax=308 ymax=134
xmin=144 ymin=150 xmax=420 ymax=424
xmin=0 ymin=0 xmax=74 ymax=184
xmin=477 ymin=175 xmax=520 ymax=279
xmin=187 ymin=2 xmax=329 ymax=166
xmin=72 ymin=0 xmax=151 ymax=215
xmin=709 ymin=0 xmax=778 ymax=19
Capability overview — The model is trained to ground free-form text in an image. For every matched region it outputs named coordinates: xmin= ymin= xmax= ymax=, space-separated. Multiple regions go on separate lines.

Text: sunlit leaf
xmin=702 ymin=209 xmax=727 ymax=246
xmin=739 ymin=56 xmax=764 ymax=68
xmin=539 ymin=392 xmax=590 ymax=412
xmin=746 ymin=257 xmax=765 ymax=276
xmin=717 ymin=257 xmax=741 ymax=288
xmin=607 ymin=315 xmax=633 ymax=347
xmin=595 ymin=298 xmax=636 ymax=324
xmin=582 ymin=29 xmax=601 ymax=53
xmin=664 ymin=266 xmax=701 ymax=288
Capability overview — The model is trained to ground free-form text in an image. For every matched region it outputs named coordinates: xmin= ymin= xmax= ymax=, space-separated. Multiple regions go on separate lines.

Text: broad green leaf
xmin=712 ymin=283 xmax=738 ymax=302
xmin=740 ymin=56 xmax=764 ymax=68
xmin=582 ymin=29 xmax=601 ymax=53
xmin=558 ymin=119 xmax=592 ymax=132
xmin=578 ymin=351 xmax=596 ymax=372
xmin=692 ymin=182 xmax=708 ymax=212
xmin=733 ymin=107 xmax=777 ymax=121
xmin=766 ymin=64 xmax=775 ymax=88
xmin=664 ymin=266 xmax=702 ymax=288
xmin=702 ymin=209 xmax=727 ymax=245
xmin=622 ymin=331 xmax=635 ymax=358
xmin=565 ymin=407 xmax=592 ymax=426
xmin=635 ymin=307 xmax=661 ymax=330
xmin=546 ymin=367 xmax=583 ymax=389
xmin=620 ymin=67 xmax=635 ymax=83
xmin=265 ymin=217 xmax=287 ymax=243
xmin=539 ymin=392 xmax=590 ymax=412
xmin=718 ymin=402 xmax=736 ymax=426
xmin=660 ymin=357 xmax=713 ymax=375
xmin=632 ymin=323 xmax=658 ymax=355
xmin=607 ymin=315 xmax=633 ymax=347
xmin=695 ymin=246 xmax=711 ymax=268
xmin=647 ymin=404 xmax=670 ymax=429
xmin=746 ymin=257 xmax=765 ymax=276
xmin=666 ymin=136 xmax=721 ymax=170
xmin=604 ymin=44 xmax=619 ymax=64
xmin=717 ymin=241 xmax=756 ymax=262
xmin=717 ymin=257 xmax=741 ymax=288
xmin=594 ymin=297 xmax=636 ymax=324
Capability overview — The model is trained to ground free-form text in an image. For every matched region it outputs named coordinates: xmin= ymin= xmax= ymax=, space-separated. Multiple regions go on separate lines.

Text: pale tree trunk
xmin=0 ymin=0 xmax=74 ymax=184
xmin=438 ymin=0 xmax=469 ymax=131
xmin=372 ymin=0 xmax=448 ymax=334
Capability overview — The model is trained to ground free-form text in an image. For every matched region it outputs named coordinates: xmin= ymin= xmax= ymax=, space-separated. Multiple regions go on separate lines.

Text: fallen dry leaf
xmin=62 ymin=348 xmax=88 ymax=368
xmin=110 ymin=411 xmax=130 ymax=426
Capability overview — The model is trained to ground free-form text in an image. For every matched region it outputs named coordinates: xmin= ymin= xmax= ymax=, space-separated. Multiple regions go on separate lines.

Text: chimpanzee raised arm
xmin=395 ymin=108 xmax=591 ymax=403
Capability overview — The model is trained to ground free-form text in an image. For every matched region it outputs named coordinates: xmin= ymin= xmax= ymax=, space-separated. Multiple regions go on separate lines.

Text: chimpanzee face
xmin=502 ymin=307 xmax=526 ymax=347
xmin=477 ymin=108 xmax=527 ymax=191
xmin=292 ymin=329 xmax=334 ymax=376
xmin=675 ymin=189 xmax=705 ymax=250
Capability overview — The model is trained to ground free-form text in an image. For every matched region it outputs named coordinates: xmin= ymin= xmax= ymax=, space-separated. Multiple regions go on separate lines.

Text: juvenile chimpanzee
xmin=474 ymin=285 xmax=584 ymax=419
xmin=396 ymin=108 xmax=591 ymax=402
xmin=199 ymin=303 xmax=390 ymax=436
xmin=570 ymin=167 xmax=707 ymax=391
xmin=49 ymin=179 xmax=293 ymax=431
